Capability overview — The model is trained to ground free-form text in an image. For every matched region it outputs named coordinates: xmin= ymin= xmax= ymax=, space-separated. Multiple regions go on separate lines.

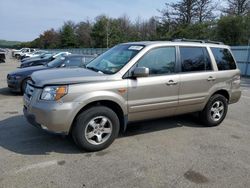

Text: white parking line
xmin=15 ymin=160 xmax=58 ymax=174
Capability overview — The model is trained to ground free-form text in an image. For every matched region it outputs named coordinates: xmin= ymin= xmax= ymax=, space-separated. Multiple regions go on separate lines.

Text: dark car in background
xmin=20 ymin=53 xmax=55 ymax=68
xmin=20 ymin=50 xmax=48 ymax=61
xmin=0 ymin=49 xmax=6 ymax=63
xmin=7 ymin=54 xmax=95 ymax=93
xmin=20 ymin=52 xmax=52 ymax=63
xmin=20 ymin=52 xmax=71 ymax=68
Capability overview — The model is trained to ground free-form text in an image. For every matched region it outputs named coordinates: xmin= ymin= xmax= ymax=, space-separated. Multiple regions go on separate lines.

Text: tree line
xmin=20 ymin=0 xmax=250 ymax=49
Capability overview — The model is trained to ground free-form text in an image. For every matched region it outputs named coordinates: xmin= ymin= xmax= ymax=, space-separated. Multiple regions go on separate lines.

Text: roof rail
xmin=172 ymin=38 xmax=224 ymax=45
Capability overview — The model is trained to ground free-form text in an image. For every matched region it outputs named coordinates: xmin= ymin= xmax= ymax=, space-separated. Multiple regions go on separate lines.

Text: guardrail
xmin=231 ymin=46 xmax=250 ymax=77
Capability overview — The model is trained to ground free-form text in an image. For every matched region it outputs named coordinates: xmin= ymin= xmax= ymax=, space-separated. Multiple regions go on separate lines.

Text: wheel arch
xmin=70 ymin=100 xmax=127 ymax=135
xmin=211 ymin=89 xmax=230 ymax=102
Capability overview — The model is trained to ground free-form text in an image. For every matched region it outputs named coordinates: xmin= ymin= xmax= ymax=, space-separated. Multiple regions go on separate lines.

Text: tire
xmin=199 ymin=94 xmax=228 ymax=127
xmin=15 ymin=54 xmax=21 ymax=60
xmin=72 ymin=106 xmax=120 ymax=152
xmin=21 ymin=78 xmax=30 ymax=94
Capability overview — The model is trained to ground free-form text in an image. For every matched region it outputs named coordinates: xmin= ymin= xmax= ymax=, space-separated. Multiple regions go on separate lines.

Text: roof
xmin=65 ymin=54 xmax=96 ymax=58
xmin=123 ymin=40 xmax=229 ymax=48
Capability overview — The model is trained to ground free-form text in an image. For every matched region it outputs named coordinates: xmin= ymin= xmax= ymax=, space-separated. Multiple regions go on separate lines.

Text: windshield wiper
xmin=86 ymin=66 xmax=103 ymax=74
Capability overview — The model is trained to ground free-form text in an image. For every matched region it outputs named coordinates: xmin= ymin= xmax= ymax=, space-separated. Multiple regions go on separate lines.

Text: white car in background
xmin=20 ymin=50 xmax=48 ymax=59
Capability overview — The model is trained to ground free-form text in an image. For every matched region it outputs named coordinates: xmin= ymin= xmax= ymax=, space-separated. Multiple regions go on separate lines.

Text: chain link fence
xmin=45 ymin=48 xmax=108 ymax=55
xmin=231 ymin=46 xmax=250 ymax=77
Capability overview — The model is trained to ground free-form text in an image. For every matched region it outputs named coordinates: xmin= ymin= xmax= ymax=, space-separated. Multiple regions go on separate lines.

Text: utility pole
xmin=106 ymin=20 xmax=110 ymax=49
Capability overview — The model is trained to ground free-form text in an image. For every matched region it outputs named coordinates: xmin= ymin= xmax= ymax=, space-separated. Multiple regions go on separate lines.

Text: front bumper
xmin=7 ymin=78 xmax=21 ymax=92
xmin=23 ymin=93 xmax=77 ymax=135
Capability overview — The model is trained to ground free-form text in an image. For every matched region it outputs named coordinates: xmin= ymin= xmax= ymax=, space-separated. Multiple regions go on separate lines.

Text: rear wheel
xmin=199 ymin=94 xmax=228 ymax=127
xmin=15 ymin=54 xmax=21 ymax=59
xmin=72 ymin=106 xmax=120 ymax=152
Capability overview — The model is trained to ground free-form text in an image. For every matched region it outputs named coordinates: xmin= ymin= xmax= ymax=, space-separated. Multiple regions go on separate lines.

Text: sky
xmin=0 ymin=0 xmax=168 ymax=41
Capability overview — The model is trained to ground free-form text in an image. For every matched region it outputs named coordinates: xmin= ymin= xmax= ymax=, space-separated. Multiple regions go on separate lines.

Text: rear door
xmin=127 ymin=46 xmax=180 ymax=121
xmin=177 ymin=46 xmax=217 ymax=114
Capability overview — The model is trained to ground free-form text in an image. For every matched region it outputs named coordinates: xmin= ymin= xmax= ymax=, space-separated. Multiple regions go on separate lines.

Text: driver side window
xmin=136 ymin=47 xmax=176 ymax=76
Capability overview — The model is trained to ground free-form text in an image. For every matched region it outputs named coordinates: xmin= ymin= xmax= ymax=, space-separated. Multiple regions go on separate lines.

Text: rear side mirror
xmin=132 ymin=67 xmax=149 ymax=78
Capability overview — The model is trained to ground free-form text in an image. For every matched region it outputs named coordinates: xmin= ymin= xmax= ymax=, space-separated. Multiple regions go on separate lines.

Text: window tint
xmin=180 ymin=47 xmax=212 ymax=72
xmin=211 ymin=48 xmax=236 ymax=70
xmin=136 ymin=47 xmax=176 ymax=75
xmin=65 ymin=57 xmax=81 ymax=67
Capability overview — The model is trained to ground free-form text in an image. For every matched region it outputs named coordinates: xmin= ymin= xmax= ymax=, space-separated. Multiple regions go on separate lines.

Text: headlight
xmin=14 ymin=75 xmax=22 ymax=80
xmin=8 ymin=75 xmax=22 ymax=80
xmin=41 ymin=86 xmax=68 ymax=101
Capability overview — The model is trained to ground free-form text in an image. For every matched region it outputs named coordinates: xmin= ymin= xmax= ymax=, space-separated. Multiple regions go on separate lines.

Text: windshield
xmin=86 ymin=44 xmax=144 ymax=74
xmin=47 ymin=57 xmax=65 ymax=67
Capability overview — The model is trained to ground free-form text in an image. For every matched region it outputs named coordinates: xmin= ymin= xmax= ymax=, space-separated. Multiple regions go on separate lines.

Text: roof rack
xmin=172 ymin=38 xmax=224 ymax=45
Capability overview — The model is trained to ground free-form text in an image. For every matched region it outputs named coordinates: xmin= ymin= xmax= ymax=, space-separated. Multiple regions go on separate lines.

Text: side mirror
xmin=132 ymin=67 xmax=149 ymax=78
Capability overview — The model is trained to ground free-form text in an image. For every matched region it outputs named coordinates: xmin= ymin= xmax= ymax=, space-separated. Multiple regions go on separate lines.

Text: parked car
xmin=23 ymin=40 xmax=241 ymax=152
xmin=20 ymin=50 xmax=47 ymax=60
xmin=0 ymin=49 xmax=6 ymax=63
xmin=21 ymin=52 xmax=52 ymax=63
xmin=7 ymin=54 xmax=95 ymax=93
xmin=12 ymin=48 xmax=36 ymax=59
xmin=20 ymin=52 xmax=71 ymax=68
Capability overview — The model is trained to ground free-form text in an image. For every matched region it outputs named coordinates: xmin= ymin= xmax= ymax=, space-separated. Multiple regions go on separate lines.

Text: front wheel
xmin=199 ymin=94 xmax=228 ymax=127
xmin=72 ymin=106 xmax=120 ymax=152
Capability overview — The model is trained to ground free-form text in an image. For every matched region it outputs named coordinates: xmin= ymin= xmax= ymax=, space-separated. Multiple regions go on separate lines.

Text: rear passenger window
xmin=211 ymin=48 xmax=236 ymax=70
xmin=136 ymin=47 xmax=176 ymax=75
xmin=180 ymin=47 xmax=212 ymax=72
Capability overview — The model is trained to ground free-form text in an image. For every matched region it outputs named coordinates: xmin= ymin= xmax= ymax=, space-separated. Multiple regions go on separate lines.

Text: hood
xmin=31 ymin=68 xmax=111 ymax=87
xmin=9 ymin=65 xmax=49 ymax=76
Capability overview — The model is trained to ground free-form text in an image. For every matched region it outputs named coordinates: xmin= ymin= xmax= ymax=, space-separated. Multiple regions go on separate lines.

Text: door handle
xmin=207 ymin=76 xmax=216 ymax=81
xmin=166 ymin=80 xmax=178 ymax=86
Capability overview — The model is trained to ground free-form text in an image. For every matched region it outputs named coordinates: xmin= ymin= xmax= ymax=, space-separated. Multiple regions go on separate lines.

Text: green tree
xmin=91 ymin=15 xmax=110 ymax=48
xmin=60 ymin=21 xmax=77 ymax=48
xmin=216 ymin=15 xmax=245 ymax=45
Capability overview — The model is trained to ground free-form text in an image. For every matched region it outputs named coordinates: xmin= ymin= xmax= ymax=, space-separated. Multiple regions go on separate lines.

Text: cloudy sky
xmin=0 ymin=0 xmax=167 ymax=41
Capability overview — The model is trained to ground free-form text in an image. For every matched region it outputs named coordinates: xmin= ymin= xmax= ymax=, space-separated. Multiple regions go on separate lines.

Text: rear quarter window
xmin=211 ymin=48 xmax=236 ymax=70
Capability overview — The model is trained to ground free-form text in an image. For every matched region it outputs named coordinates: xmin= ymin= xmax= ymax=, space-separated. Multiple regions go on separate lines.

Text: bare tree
xmin=224 ymin=0 xmax=250 ymax=15
xmin=195 ymin=0 xmax=217 ymax=22
xmin=75 ymin=21 xmax=93 ymax=47
xmin=159 ymin=0 xmax=197 ymax=25
xmin=159 ymin=0 xmax=218 ymax=25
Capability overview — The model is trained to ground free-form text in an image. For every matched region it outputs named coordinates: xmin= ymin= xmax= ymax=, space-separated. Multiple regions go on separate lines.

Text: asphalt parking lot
xmin=1 ymin=55 xmax=250 ymax=188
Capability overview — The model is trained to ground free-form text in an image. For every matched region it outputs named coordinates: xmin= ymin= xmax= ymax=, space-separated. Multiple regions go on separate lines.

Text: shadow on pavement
xmin=0 ymin=113 xmax=204 ymax=155
xmin=124 ymin=113 xmax=204 ymax=137
xmin=0 ymin=87 xmax=21 ymax=96
xmin=0 ymin=115 xmax=81 ymax=155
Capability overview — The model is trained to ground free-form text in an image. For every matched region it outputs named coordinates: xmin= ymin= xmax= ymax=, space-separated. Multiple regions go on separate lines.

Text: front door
xmin=127 ymin=46 xmax=180 ymax=121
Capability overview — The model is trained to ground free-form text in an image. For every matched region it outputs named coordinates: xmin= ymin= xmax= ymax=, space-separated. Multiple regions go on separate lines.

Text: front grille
xmin=25 ymin=83 xmax=35 ymax=100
